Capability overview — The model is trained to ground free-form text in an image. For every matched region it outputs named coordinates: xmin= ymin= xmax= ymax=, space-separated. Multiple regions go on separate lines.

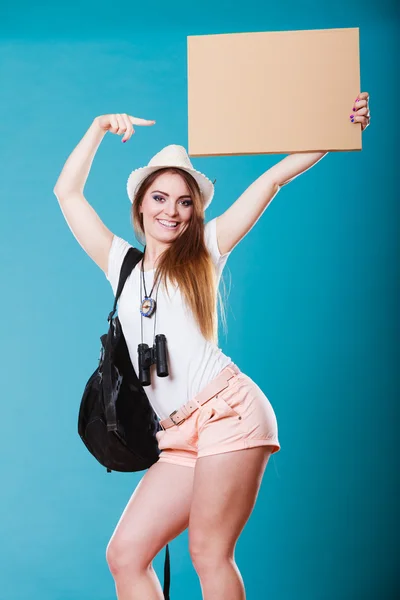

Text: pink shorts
xmin=155 ymin=364 xmax=280 ymax=468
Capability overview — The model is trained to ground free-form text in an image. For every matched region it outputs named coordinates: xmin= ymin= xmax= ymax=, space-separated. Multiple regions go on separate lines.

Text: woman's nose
xmin=164 ymin=203 xmax=179 ymax=216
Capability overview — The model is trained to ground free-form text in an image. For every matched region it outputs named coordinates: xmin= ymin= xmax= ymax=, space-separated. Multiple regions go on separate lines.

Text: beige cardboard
xmin=187 ymin=28 xmax=361 ymax=156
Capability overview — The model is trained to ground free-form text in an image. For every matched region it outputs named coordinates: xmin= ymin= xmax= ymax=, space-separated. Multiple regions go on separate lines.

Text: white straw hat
xmin=126 ymin=144 xmax=215 ymax=210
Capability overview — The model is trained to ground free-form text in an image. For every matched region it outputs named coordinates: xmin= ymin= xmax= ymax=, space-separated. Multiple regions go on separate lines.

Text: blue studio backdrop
xmin=0 ymin=1 xmax=398 ymax=599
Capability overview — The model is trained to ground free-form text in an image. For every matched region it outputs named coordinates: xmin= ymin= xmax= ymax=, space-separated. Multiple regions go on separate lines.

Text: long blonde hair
xmin=130 ymin=167 xmax=228 ymax=344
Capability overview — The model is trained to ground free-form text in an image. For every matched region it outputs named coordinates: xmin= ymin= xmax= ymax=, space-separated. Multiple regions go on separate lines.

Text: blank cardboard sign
xmin=187 ymin=28 xmax=361 ymax=157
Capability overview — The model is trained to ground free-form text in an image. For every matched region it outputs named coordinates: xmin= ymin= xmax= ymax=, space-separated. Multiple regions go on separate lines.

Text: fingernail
xmin=355 ymin=98 xmax=359 ymax=102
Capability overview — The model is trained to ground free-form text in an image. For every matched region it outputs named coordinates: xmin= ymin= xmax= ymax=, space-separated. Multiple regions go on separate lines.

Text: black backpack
xmin=78 ymin=246 xmax=171 ymax=599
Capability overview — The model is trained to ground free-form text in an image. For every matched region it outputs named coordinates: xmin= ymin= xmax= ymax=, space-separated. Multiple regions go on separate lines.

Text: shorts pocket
xmin=220 ymin=375 xmax=280 ymax=441
xmin=197 ymin=392 xmax=242 ymax=433
xmin=216 ymin=393 xmax=243 ymax=420
xmin=216 ymin=374 xmax=248 ymax=419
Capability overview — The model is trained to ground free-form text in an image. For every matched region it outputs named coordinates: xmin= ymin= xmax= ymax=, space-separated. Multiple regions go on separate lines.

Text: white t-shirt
xmin=106 ymin=217 xmax=233 ymax=420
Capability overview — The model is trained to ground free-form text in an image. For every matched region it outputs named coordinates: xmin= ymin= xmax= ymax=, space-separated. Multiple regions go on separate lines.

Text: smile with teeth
xmin=157 ymin=219 xmax=179 ymax=229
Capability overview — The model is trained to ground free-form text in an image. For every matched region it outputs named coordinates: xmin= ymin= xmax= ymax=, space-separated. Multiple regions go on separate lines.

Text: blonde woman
xmin=54 ymin=93 xmax=370 ymax=600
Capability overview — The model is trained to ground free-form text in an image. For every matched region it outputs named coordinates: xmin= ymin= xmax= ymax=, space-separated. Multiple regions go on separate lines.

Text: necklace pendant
xmin=140 ymin=296 xmax=156 ymax=317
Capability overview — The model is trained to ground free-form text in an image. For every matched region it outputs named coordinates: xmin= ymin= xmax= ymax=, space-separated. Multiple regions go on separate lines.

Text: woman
xmin=54 ymin=93 xmax=370 ymax=600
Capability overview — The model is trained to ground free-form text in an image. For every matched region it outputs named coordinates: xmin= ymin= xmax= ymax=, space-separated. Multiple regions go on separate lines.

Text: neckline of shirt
xmin=135 ymin=264 xmax=155 ymax=273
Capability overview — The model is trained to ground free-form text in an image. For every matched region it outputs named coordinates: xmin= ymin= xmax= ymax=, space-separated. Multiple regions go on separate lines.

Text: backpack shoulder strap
xmin=108 ymin=246 xmax=143 ymax=322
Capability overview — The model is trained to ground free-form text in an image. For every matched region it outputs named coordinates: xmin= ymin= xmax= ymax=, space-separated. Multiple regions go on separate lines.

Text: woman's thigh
xmin=188 ymin=446 xmax=271 ymax=565
xmin=106 ymin=460 xmax=195 ymax=571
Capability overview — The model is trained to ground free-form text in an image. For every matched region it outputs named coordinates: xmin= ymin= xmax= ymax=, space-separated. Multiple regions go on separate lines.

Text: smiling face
xmin=139 ymin=171 xmax=194 ymax=244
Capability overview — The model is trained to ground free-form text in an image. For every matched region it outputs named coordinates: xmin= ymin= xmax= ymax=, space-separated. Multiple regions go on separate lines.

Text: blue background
xmin=0 ymin=1 xmax=398 ymax=598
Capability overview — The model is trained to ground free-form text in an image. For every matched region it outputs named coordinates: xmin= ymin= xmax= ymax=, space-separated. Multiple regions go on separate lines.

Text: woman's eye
xmin=152 ymin=195 xmax=192 ymax=207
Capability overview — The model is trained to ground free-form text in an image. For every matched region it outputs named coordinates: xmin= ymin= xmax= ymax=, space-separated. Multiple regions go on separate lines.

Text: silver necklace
xmin=139 ymin=249 xmax=157 ymax=317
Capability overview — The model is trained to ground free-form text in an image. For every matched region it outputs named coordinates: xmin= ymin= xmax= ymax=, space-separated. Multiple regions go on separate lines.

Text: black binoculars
xmin=137 ymin=334 xmax=169 ymax=386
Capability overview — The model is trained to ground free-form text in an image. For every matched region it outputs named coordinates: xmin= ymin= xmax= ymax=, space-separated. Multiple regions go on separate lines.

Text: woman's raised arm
xmin=53 ymin=114 xmax=155 ymax=275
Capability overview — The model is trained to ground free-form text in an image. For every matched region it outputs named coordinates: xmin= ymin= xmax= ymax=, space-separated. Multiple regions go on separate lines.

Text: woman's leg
xmin=188 ymin=446 xmax=272 ymax=600
xmin=106 ymin=460 xmax=195 ymax=600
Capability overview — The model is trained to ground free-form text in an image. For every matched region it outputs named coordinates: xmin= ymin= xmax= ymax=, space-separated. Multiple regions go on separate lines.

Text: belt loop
xmin=226 ymin=362 xmax=238 ymax=378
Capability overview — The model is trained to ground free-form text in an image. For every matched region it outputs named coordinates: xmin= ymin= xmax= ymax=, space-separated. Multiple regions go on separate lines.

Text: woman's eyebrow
xmin=151 ymin=189 xmax=192 ymax=199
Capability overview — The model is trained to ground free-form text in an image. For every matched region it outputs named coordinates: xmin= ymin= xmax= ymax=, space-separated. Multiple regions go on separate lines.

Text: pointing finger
xmin=128 ymin=116 xmax=156 ymax=126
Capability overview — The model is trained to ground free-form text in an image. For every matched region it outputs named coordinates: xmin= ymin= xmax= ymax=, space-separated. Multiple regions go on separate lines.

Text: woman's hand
xmin=350 ymin=92 xmax=370 ymax=131
xmin=95 ymin=113 xmax=156 ymax=143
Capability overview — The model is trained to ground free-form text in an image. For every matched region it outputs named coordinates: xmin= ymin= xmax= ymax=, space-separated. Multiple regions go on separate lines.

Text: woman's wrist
xmin=91 ymin=116 xmax=107 ymax=136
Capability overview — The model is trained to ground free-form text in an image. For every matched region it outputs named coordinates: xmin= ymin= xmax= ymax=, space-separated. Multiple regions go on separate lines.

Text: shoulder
xmin=109 ymin=234 xmax=134 ymax=259
xmin=106 ymin=234 xmax=138 ymax=295
xmin=204 ymin=217 xmax=231 ymax=271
